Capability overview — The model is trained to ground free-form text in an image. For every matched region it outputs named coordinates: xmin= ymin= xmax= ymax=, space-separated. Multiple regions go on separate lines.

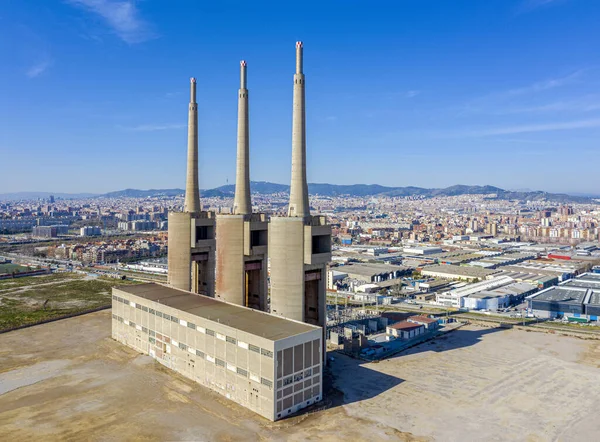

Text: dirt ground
xmin=1 ymin=312 xmax=599 ymax=441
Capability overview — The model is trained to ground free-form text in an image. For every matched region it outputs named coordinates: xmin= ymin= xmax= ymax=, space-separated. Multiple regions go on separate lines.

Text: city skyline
xmin=2 ymin=0 xmax=600 ymax=194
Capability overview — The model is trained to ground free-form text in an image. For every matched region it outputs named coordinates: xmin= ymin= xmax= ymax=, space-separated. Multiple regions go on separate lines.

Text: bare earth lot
xmin=1 ymin=312 xmax=600 ymax=441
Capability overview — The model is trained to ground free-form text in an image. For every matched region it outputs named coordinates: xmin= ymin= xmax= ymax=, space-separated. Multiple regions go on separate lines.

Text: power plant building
xmin=132 ymin=42 xmax=333 ymax=421
xmin=168 ymin=78 xmax=216 ymax=297
xmin=112 ymin=284 xmax=323 ymax=421
xmin=269 ymin=42 xmax=332 ymax=332
xmin=215 ymin=61 xmax=269 ymax=310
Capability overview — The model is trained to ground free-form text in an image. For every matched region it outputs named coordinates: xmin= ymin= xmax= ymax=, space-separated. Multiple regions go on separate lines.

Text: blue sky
xmin=1 ymin=0 xmax=599 ymax=194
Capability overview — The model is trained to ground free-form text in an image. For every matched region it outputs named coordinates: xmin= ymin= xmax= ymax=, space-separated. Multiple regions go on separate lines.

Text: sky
xmin=1 ymin=0 xmax=600 ymax=195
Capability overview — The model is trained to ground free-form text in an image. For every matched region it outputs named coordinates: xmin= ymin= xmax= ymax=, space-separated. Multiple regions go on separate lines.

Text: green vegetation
xmin=0 ymin=273 xmax=141 ymax=331
xmin=0 ymin=272 xmax=81 ymax=292
xmin=0 ymin=263 xmax=30 ymax=275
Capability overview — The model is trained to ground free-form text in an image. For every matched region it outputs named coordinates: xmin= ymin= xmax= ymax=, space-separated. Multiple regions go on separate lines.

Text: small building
xmin=463 ymin=291 xmax=510 ymax=311
xmin=415 ymin=292 xmax=436 ymax=302
xmin=407 ymin=315 xmax=439 ymax=330
xmin=386 ymin=321 xmax=425 ymax=340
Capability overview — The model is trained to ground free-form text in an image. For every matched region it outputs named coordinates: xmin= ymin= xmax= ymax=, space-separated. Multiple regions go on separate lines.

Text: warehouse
xmin=112 ymin=283 xmax=323 ymax=421
xmin=341 ymin=263 xmax=410 ymax=283
xmin=527 ymin=286 xmax=591 ymax=320
xmin=422 ymin=264 xmax=500 ymax=282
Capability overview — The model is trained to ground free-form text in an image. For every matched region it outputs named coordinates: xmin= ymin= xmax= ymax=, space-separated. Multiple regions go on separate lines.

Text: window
xmin=261 ymin=348 xmax=273 ymax=358
xmin=187 ymin=322 xmax=196 ymax=329
xmin=149 ymin=337 xmax=156 ymax=344
xmin=261 ymin=378 xmax=273 ymax=388
xmin=130 ymin=322 xmax=136 ymax=328
xmin=142 ymin=327 xmax=148 ymax=334
xmin=226 ymin=336 xmax=236 ymax=344
xmin=206 ymin=329 xmax=215 ymax=336
xmin=195 ymin=350 xmax=205 ymax=359
xmin=304 ymin=368 xmax=312 ymax=377
xmin=149 ymin=330 xmax=156 ymax=337
xmin=156 ymin=311 xmax=163 ymax=318
xmin=170 ymin=315 xmax=179 ymax=323
xmin=283 ymin=376 xmax=293 ymax=387
xmin=112 ymin=295 xmax=117 ymax=300
xmin=112 ymin=314 xmax=117 ymax=319
xmin=236 ymin=367 xmax=248 ymax=377
xmin=249 ymin=344 xmax=260 ymax=353
xmin=215 ymin=358 xmax=225 ymax=367
xmin=179 ymin=342 xmax=188 ymax=351
xmin=136 ymin=304 xmax=141 ymax=310
xmin=142 ymin=306 xmax=148 ymax=312
xmin=118 ymin=317 xmax=124 ymax=323
xmin=149 ymin=308 xmax=155 ymax=315
xmin=163 ymin=314 xmax=170 ymax=321
xmin=294 ymin=373 xmax=304 ymax=383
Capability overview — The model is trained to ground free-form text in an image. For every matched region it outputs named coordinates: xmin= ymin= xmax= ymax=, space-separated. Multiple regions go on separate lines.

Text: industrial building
xmin=421 ymin=264 xmax=500 ymax=281
xmin=131 ymin=42 xmax=332 ymax=421
xmin=168 ymin=77 xmax=216 ymax=297
xmin=527 ymin=273 xmax=600 ymax=321
xmin=215 ymin=61 xmax=269 ymax=310
xmin=112 ymin=284 xmax=322 ymax=421
xmin=269 ymin=42 xmax=332 ymax=333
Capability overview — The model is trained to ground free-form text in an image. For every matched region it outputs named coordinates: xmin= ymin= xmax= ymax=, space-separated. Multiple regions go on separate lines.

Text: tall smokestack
xmin=184 ymin=77 xmax=201 ymax=214
xmin=233 ymin=61 xmax=251 ymax=215
xmin=288 ymin=41 xmax=310 ymax=218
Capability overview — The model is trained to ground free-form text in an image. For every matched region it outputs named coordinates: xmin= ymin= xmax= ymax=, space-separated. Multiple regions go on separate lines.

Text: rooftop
xmin=115 ymin=283 xmax=318 ymax=341
xmin=529 ymin=286 xmax=589 ymax=305
xmin=388 ymin=321 xmax=424 ymax=331
xmin=422 ymin=264 xmax=499 ymax=278
xmin=408 ymin=316 xmax=438 ymax=324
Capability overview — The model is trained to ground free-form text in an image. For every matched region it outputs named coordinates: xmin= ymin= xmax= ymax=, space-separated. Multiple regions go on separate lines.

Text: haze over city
xmin=2 ymin=0 xmax=600 ymax=194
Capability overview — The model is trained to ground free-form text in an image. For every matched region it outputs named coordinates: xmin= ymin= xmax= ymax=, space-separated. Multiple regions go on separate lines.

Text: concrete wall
xmin=269 ymin=217 xmax=305 ymax=322
xmin=167 ymin=212 xmax=192 ymax=291
xmin=216 ymin=215 xmax=245 ymax=305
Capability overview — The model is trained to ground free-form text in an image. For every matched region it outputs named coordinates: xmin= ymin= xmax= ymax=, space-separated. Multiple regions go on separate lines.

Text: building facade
xmin=112 ymin=284 xmax=323 ymax=421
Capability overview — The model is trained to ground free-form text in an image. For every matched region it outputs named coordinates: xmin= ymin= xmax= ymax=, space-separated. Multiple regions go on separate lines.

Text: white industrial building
xmin=436 ymin=276 xmax=515 ymax=308
xmin=112 ymin=283 xmax=323 ymax=421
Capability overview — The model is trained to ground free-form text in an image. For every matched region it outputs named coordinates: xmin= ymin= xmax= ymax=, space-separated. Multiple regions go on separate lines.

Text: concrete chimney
xmin=184 ymin=77 xmax=201 ymax=214
xmin=288 ymin=41 xmax=310 ymax=218
xmin=233 ymin=61 xmax=251 ymax=215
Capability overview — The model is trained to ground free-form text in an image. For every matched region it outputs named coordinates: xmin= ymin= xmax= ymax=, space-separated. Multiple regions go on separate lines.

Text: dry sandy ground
xmin=1 ymin=312 xmax=599 ymax=441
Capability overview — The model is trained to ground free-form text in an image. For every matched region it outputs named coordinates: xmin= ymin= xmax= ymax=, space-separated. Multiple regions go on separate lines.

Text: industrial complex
xmin=112 ymin=42 xmax=331 ymax=421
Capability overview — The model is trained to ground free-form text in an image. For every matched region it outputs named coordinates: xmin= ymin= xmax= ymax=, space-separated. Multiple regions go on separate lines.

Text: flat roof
xmin=561 ymin=279 xmax=600 ymax=290
xmin=530 ymin=286 xmax=588 ymax=304
xmin=342 ymin=263 xmax=408 ymax=277
xmin=422 ymin=264 xmax=499 ymax=278
xmin=115 ymin=283 xmax=318 ymax=341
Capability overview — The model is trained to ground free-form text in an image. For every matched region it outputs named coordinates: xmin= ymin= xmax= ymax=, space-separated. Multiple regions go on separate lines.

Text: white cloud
xmin=500 ymin=99 xmax=600 ymax=115
xmin=504 ymin=70 xmax=583 ymax=96
xmin=67 ymin=0 xmax=154 ymax=44
xmin=519 ymin=0 xmax=566 ymax=13
xmin=406 ymin=90 xmax=421 ymax=98
xmin=121 ymin=123 xmax=186 ymax=131
xmin=26 ymin=59 xmax=52 ymax=78
xmin=462 ymin=118 xmax=600 ymax=137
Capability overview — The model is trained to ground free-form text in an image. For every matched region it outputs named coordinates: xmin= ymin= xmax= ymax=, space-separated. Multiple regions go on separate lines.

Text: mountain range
xmin=1 ymin=182 xmax=591 ymax=203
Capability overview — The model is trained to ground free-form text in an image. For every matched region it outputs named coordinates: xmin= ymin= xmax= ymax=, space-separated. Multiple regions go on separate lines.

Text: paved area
xmin=1 ymin=311 xmax=600 ymax=441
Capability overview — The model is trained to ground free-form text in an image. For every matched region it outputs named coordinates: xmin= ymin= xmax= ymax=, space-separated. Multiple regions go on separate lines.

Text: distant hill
xmin=2 ymin=183 xmax=594 ymax=203
xmin=100 ymin=182 xmax=595 ymax=203
xmin=0 ymin=191 xmax=99 ymax=201
xmin=102 ymin=188 xmax=184 ymax=198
